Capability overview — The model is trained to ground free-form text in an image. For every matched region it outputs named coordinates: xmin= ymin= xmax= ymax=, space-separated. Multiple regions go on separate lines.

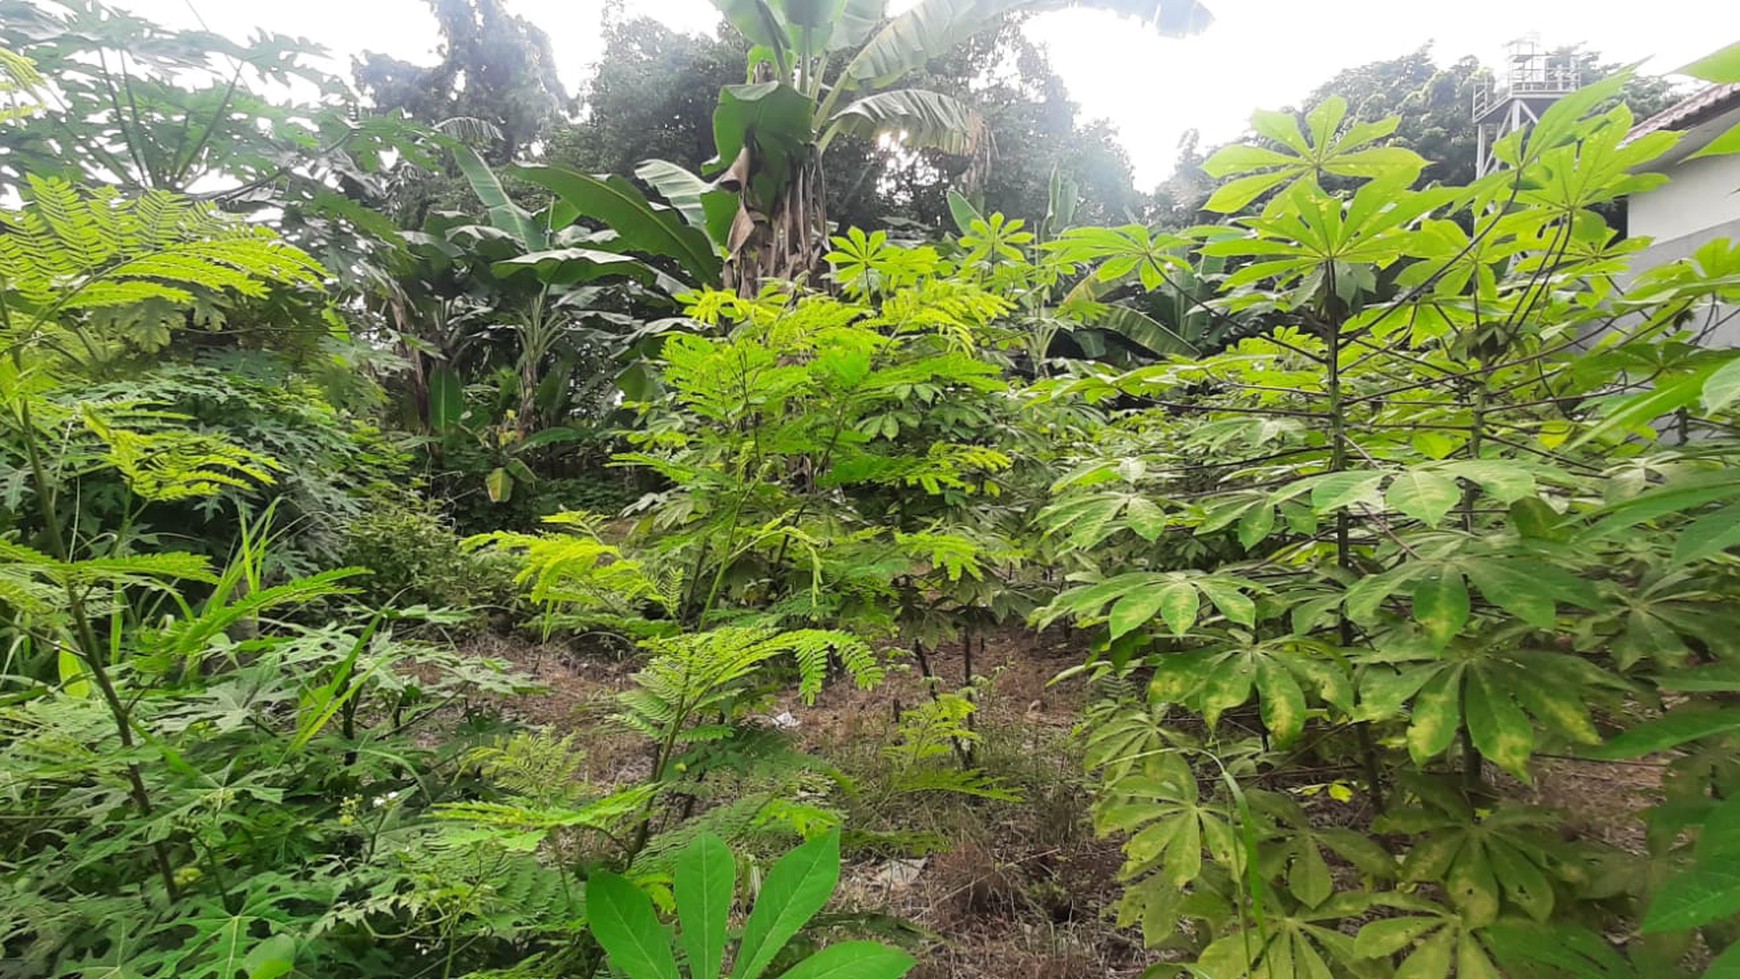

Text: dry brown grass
xmin=466 ymin=624 xmax=1161 ymax=977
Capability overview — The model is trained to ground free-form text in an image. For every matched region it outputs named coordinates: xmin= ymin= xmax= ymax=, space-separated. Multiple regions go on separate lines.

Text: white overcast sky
xmin=112 ymin=0 xmax=1740 ymax=187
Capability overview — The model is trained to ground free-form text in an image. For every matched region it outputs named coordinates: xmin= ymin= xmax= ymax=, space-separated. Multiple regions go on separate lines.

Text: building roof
xmin=1628 ymin=82 xmax=1740 ymax=146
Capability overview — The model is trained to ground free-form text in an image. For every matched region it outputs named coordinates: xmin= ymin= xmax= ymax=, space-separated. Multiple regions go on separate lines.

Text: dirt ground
xmin=456 ymin=627 xmax=1666 ymax=979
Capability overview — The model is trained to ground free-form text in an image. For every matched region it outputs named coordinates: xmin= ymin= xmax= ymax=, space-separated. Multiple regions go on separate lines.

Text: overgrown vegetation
xmin=5 ymin=2 xmax=1740 ymax=977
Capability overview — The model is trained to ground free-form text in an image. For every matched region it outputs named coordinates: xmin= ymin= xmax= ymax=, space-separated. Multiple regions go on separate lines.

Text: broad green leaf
xmin=712 ymin=0 xmax=792 ymax=52
xmin=1345 ymin=561 xmax=1429 ymax=624
xmin=946 ymin=188 xmax=984 ymax=235
xmin=825 ymin=89 xmax=982 ymax=155
xmin=713 ymin=81 xmax=815 ymax=201
xmin=1519 ymin=72 xmax=1627 ymax=168
xmin=1581 ymin=472 xmax=1740 ymax=541
xmin=775 ymin=941 xmax=915 ymax=979
xmin=783 ymin=0 xmax=848 ymax=29
xmin=1703 ymin=356 xmax=1740 ymax=412
xmin=1659 ymin=662 xmax=1740 ymax=692
xmin=1319 ymin=830 xmax=1390 ymax=877
xmin=1256 ymin=657 xmax=1307 ymax=747
xmin=1354 ymin=916 xmax=1443 ymax=958
xmin=1446 ymin=844 xmax=1500 ymax=927
xmin=1289 ymin=837 xmax=1334 ymax=908
xmin=1443 ymin=460 xmax=1535 ymax=504
xmin=427 ymin=366 xmax=464 ymax=434
xmin=1400 ymin=833 xmax=1463 ymax=883
xmin=1509 ymin=497 xmax=1565 ymax=541
xmin=1462 ymin=558 xmax=1588 ymax=630
xmin=635 ymin=159 xmax=715 ymax=232
xmin=1396 ymin=927 xmax=1454 ymax=979
xmin=1512 ymin=677 xmax=1599 ymax=745
xmin=1328 ymin=146 xmax=1428 ymax=182
xmin=676 ymin=834 xmax=735 ymax=979
xmin=1250 ymin=107 xmax=1309 ymax=153
xmin=1204 ymin=170 xmax=1292 ymax=214
xmin=1197 ymin=578 xmax=1256 ymax=628
xmin=1108 ymin=588 xmax=1167 ymax=640
xmin=1124 ymin=496 xmax=1169 ymax=541
xmin=1094 ymin=304 xmax=1199 ymax=357
xmin=1305 ymin=95 xmax=1349 ymax=148
xmin=1697 ymin=796 xmax=1740 ymax=861
xmin=1692 ymin=122 xmax=1740 ymax=160
xmin=1149 ymin=651 xmax=1213 ymax=702
xmin=1674 ymin=503 xmax=1740 ymax=564
xmin=1157 ymin=580 xmax=1201 ymax=637
xmin=58 ymin=648 xmax=90 ymax=698
xmin=1570 ymin=364 xmax=1719 ymax=449
xmin=513 ymin=166 xmax=722 ymax=284
xmin=1465 ymin=670 xmax=1533 ymax=781
xmin=1480 ymin=923 xmax=1630 ymax=979
xmin=1642 ymin=863 xmax=1740 ymax=931
xmin=1587 ymin=708 xmax=1740 ymax=759
xmin=1165 ymin=811 xmax=1203 ymax=889
xmin=1486 ymin=837 xmax=1554 ymax=921
xmin=1202 ymin=655 xmax=1256 ymax=728
xmin=452 ymin=143 xmax=543 ymax=249
xmin=1706 ymin=941 xmax=1740 ymax=979
xmin=732 ymin=830 xmax=841 ymax=979
xmin=1407 ymin=668 xmax=1462 ymax=766
xmin=586 ymin=872 xmax=681 ymax=979
xmin=1237 ymin=503 xmax=1275 ymax=549
xmin=1412 ymin=430 xmax=1460 ymax=459
xmin=1200 ymin=144 xmax=1297 ymax=178
xmin=242 ymin=935 xmax=297 ymax=979
xmin=1311 ymin=471 xmax=1385 ymax=513
xmin=824 ymin=0 xmax=887 ymax=52
xmin=1358 ymin=664 xmax=1436 ymax=721
xmin=1454 ymin=932 xmax=1510 ymax=979
xmin=1387 ymin=471 xmax=1461 ymax=526
xmin=1411 ymin=568 xmax=1469 ymax=649
xmin=494 ymin=247 xmax=655 ymax=286
xmin=1681 ymin=41 xmax=1740 ymax=82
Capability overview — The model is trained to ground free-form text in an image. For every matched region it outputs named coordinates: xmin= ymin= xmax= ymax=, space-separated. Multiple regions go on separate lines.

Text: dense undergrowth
xmin=4 ymin=4 xmax=1740 ymax=978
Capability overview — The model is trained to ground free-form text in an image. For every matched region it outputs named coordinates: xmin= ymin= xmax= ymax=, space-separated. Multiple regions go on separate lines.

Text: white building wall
xmin=1629 ymin=152 xmax=1740 ymax=247
xmin=1625 ymin=156 xmax=1740 ymax=348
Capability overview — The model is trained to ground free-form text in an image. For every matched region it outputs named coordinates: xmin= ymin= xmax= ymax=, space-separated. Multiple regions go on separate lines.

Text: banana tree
xmin=636 ymin=0 xmax=1214 ymax=291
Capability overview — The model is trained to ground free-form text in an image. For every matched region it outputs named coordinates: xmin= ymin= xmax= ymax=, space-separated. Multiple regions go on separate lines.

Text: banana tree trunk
xmin=722 ymin=146 xmax=831 ymax=295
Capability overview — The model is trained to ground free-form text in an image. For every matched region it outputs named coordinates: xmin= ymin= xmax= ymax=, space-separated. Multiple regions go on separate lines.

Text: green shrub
xmin=340 ymin=497 xmax=520 ymax=615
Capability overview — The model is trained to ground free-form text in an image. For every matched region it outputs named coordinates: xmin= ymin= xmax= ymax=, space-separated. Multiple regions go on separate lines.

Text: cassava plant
xmin=1030 ymin=62 xmax=1740 ymax=978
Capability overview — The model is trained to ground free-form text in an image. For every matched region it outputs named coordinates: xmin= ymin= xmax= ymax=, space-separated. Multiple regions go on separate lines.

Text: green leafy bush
xmin=341 ymin=496 xmax=521 ymax=614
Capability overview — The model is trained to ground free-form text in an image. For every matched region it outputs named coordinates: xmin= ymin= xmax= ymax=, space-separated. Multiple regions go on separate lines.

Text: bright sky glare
xmin=114 ymin=0 xmax=1740 ymax=187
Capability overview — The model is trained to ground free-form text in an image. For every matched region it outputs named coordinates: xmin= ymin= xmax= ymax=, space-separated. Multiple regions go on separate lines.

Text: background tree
xmin=828 ymin=20 xmax=1147 ymax=231
xmin=602 ymin=0 xmax=1212 ymax=290
xmin=550 ymin=16 xmax=748 ymax=179
xmin=550 ymin=10 xmax=1150 ymax=255
xmin=353 ymin=0 xmax=569 ymax=165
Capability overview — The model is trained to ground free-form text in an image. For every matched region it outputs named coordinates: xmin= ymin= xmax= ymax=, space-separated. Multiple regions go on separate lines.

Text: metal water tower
xmin=1473 ymin=36 xmax=1581 ymax=177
